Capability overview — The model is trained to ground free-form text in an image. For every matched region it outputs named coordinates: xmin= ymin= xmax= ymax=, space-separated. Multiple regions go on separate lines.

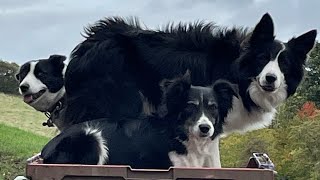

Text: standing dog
xmin=65 ymin=13 xmax=316 ymax=135
xmin=41 ymin=72 xmax=237 ymax=168
xmin=63 ymin=13 xmax=316 ymax=167
xmin=16 ymin=55 xmax=68 ymax=130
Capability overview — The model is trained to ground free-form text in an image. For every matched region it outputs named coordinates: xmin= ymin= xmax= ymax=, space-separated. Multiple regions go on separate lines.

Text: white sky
xmin=0 ymin=0 xmax=319 ymax=64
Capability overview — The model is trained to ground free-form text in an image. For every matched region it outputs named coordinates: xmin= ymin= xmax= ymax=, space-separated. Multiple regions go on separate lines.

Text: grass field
xmin=0 ymin=123 xmax=50 ymax=180
xmin=0 ymin=93 xmax=58 ymax=137
xmin=0 ymin=93 xmax=56 ymax=180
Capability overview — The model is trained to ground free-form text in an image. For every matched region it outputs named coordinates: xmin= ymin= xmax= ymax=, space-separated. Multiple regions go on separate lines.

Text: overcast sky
xmin=0 ymin=0 xmax=319 ymax=64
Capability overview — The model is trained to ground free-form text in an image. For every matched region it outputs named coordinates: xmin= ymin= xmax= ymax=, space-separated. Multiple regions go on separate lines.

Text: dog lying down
xmin=41 ymin=72 xmax=237 ymax=169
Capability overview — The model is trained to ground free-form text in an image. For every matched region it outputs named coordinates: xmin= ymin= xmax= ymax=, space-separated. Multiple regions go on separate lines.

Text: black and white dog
xmin=41 ymin=72 xmax=237 ymax=168
xmin=16 ymin=55 xmax=69 ymax=130
xmin=65 ymin=13 xmax=316 ymax=136
xmin=61 ymin=13 xmax=316 ymax=167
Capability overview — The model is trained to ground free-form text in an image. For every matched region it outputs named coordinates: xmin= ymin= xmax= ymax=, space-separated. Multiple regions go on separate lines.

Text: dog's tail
xmin=41 ymin=123 xmax=108 ymax=165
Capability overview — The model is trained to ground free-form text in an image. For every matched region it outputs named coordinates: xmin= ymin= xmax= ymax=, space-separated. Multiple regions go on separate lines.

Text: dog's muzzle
xmin=198 ymin=124 xmax=211 ymax=137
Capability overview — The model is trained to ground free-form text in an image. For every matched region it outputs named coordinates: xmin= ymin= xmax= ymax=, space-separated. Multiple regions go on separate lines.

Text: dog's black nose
xmin=265 ymin=73 xmax=277 ymax=83
xmin=199 ymin=124 xmax=210 ymax=134
xmin=20 ymin=84 xmax=29 ymax=93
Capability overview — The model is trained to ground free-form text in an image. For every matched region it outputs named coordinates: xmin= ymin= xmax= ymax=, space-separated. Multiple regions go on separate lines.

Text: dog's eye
xmin=184 ymin=104 xmax=197 ymax=115
xmin=208 ymin=101 xmax=217 ymax=109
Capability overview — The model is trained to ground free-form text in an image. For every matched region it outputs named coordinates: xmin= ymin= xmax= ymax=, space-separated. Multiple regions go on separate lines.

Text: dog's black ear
xmin=288 ymin=29 xmax=317 ymax=59
xmin=48 ymin=55 xmax=67 ymax=71
xmin=159 ymin=70 xmax=191 ymax=117
xmin=249 ymin=13 xmax=275 ymax=45
xmin=213 ymin=80 xmax=238 ymax=99
xmin=49 ymin=54 xmax=67 ymax=61
xmin=160 ymin=70 xmax=191 ymax=93
xmin=49 ymin=55 xmax=67 ymax=66
xmin=213 ymin=80 xmax=239 ymax=121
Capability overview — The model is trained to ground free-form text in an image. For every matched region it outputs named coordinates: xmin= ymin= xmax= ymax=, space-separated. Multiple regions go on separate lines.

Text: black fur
xmin=41 ymin=75 xmax=237 ymax=168
xmin=16 ymin=55 xmax=68 ymax=130
xmin=64 ymin=13 xmax=316 ymax=127
xmin=16 ymin=55 xmax=66 ymax=93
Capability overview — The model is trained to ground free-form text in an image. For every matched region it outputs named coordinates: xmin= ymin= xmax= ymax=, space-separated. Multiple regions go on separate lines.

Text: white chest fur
xmin=222 ymin=96 xmax=277 ymax=137
xmin=169 ymin=137 xmax=220 ymax=168
xmin=221 ymin=57 xmax=288 ymax=136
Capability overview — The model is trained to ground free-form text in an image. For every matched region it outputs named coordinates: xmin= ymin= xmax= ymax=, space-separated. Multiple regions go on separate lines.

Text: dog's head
xmin=15 ymin=55 xmax=68 ymax=112
xmin=236 ymin=13 xmax=317 ymax=110
xmin=160 ymin=71 xmax=238 ymax=140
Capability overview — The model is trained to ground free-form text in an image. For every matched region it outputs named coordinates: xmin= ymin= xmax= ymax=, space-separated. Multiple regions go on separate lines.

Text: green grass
xmin=0 ymin=123 xmax=50 ymax=180
xmin=0 ymin=93 xmax=57 ymax=179
xmin=0 ymin=93 xmax=58 ymax=137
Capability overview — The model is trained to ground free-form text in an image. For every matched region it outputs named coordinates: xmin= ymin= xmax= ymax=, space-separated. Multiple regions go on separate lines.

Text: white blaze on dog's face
xmin=238 ymin=13 xmax=317 ymax=112
xmin=18 ymin=61 xmax=46 ymax=95
xmin=162 ymin=72 xmax=236 ymax=141
xmin=185 ymin=86 xmax=218 ymax=139
xmin=246 ymin=43 xmax=289 ymax=111
xmin=257 ymin=43 xmax=286 ymax=92
xmin=15 ymin=55 xmax=67 ymax=112
xmin=191 ymin=112 xmax=214 ymax=138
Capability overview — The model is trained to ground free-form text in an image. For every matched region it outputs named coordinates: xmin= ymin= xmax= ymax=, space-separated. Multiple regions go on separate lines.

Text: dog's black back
xmin=64 ymin=14 xmax=316 ymax=130
xmin=42 ymin=73 xmax=237 ymax=168
xmin=42 ymin=117 xmax=173 ymax=168
xmin=64 ymin=17 xmax=245 ymax=125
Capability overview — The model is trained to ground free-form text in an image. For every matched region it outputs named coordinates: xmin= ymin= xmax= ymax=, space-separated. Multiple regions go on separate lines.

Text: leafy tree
xmin=272 ymin=42 xmax=320 ymax=127
xmin=221 ymin=43 xmax=320 ymax=179
xmin=302 ymin=42 xmax=320 ymax=106
xmin=0 ymin=60 xmax=19 ymax=95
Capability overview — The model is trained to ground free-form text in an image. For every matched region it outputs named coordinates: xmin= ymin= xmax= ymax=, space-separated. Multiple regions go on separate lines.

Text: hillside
xmin=0 ymin=93 xmax=58 ymax=137
xmin=0 ymin=93 xmax=57 ymax=179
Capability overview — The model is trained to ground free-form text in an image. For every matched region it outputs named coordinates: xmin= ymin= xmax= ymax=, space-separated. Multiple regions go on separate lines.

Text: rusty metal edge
xmin=26 ymin=162 xmax=275 ymax=180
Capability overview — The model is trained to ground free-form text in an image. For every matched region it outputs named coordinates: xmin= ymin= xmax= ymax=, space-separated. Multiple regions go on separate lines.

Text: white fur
xmin=187 ymin=100 xmax=200 ymax=105
xmin=208 ymin=100 xmax=216 ymax=106
xmin=222 ymin=44 xmax=288 ymax=136
xmin=222 ymin=96 xmax=276 ymax=136
xmin=192 ymin=113 xmax=214 ymax=137
xmin=14 ymin=176 xmax=28 ymax=180
xmin=204 ymin=137 xmax=221 ymax=168
xmin=30 ymin=87 xmax=65 ymax=112
xmin=19 ymin=62 xmax=45 ymax=95
xmin=258 ymin=44 xmax=286 ymax=90
xmin=213 ymin=85 xmax=285 ymax=168
xmin=169 ymin=135 xmax=217 ymax=167
xmin=62 ymin=57 xmax=69 ymax=78
xmin=169 ymin=112 xmax=219 ymax=168
xmin=139 ymin=91 xmax=156 ymax=115
xmin=19 ymin=61 xmax=66 ymax=112
xmin=248 ymin=80 xmax=287 ymax=112
xmin=84 ymin=125 xmax=109 ymax=165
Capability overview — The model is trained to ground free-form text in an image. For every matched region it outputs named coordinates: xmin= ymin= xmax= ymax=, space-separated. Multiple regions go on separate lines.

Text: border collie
xmin=65 ymin=13 xmax=316 ymax=137
xmin=16 ymin=55 xmax=69 ymax=130
xmin=41 ymin=72 xmax=237 ymax=168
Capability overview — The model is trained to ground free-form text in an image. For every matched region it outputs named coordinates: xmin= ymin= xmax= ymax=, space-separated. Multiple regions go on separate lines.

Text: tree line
xmin=0 ymin=60 xmax=19 ymax=95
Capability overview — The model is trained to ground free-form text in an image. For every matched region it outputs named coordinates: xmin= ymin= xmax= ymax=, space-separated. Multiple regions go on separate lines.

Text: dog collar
xmin=43 ymin=97 xmax=65 ymax=128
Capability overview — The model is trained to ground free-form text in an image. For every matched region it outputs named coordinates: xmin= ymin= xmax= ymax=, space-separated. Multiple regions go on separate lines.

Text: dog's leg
xmin=204 ymin=137 xmax=221 ymax=168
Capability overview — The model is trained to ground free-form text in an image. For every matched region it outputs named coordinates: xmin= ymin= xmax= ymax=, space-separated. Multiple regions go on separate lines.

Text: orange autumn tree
xmin=298 ymin=101 xmax=320 ymax=119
